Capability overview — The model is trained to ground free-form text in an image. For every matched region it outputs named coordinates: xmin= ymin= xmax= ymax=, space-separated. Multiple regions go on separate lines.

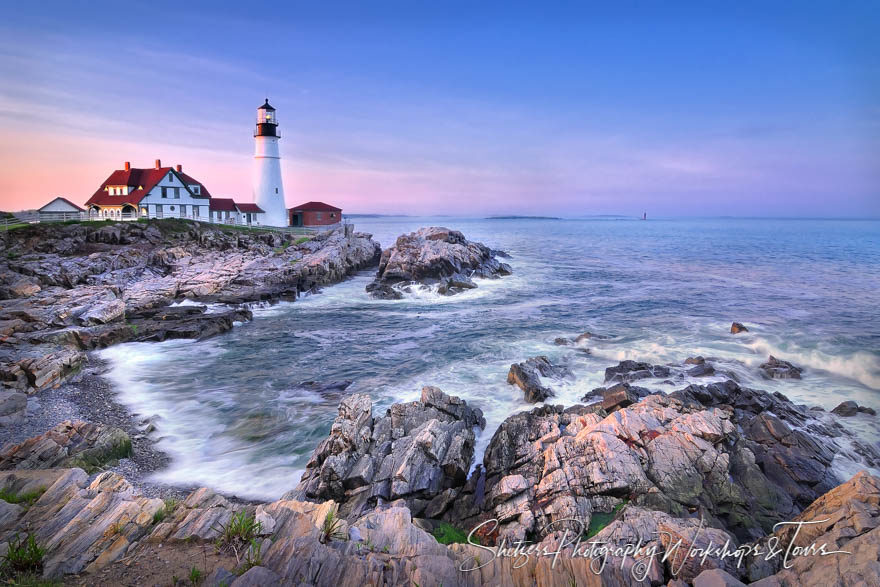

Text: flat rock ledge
xmin=0 ymin=220 xmax=382 ymax=398
xmin=365 ymin=227 xmax=512 ymax=299
xmin=0 ymin=420 xmax=131 ymax=471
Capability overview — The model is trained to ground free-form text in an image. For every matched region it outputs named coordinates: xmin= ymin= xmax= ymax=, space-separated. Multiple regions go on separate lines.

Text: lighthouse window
xmin=275 ymin=188 xmax=278 ymax=194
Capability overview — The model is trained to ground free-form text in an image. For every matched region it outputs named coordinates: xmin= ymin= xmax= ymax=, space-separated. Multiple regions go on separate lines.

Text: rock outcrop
xmin=2 ymin=464 xmax=875 ymax=585
xmin=0 ymin=420 xmax=131 ymax=471
xmin=582 ymin=381 xmax=655 ymax=412
xmin=0 ymin=220 xmax=381 ymax=396
xmin=2 ymin=380 xmax=878 ymax=585
xmin=604 ymin=360 xmax=671 ymax=383
xmin=742 ymin=470 xmax=880 ymax=586
xmin=288 ymin=386 xmax=486 ymax=518
xmin=730 ymin=322 xmax=749 ymax=334
xmin=759 ymin=355 xmax=803 ymax=379
xmin=506 ymin=356 xmax=571 ymax=403
xmin=443 ymin=379 xmax=878 ymax=547
xmin=831 ymin=400 xmax=876 ymax=417
xmin=365 ymin=227 xmax=511 ymax=299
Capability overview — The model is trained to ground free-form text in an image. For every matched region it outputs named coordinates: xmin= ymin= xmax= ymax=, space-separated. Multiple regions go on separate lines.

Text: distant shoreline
xmin=485 ymin=215 xmax=563 ymax=220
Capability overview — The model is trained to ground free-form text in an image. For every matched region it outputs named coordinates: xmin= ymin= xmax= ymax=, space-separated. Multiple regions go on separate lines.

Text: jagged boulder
xmin=366 ymin=227 xmax=511 ymax=299
xmin=730 ymin=322 xmax=749 ymax=334
xmin=506 ymin=356 xmax=571 ymax=403
xmin=759 ymin=355 xmax=803 ymax=379
xmin=604 ymin=359 xmax=671 ymax=383
xmin=288 ymin=387 xmax=485 ymax=518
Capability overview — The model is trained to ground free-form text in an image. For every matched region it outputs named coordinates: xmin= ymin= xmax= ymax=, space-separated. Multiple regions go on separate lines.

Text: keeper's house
xmin=84 ymin=160 xmax=264 ymax=225
xmin=288 ymin=201 xmax=342 ymax=227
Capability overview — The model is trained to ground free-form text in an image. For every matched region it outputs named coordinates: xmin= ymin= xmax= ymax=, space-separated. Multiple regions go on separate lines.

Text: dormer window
xmin=192 ymin=185 xmax=200 ymax=195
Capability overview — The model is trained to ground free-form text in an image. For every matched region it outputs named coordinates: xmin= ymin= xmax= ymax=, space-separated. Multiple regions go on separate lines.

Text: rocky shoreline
xmin=2 ymin=358 xmax=879 ymax=585
xmin=2 ymin=221 xmax=879 ymax=585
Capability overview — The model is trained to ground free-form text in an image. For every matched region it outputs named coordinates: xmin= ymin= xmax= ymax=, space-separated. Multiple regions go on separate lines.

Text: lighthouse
xmin=252 ymin=99 xmax=288 ymax=226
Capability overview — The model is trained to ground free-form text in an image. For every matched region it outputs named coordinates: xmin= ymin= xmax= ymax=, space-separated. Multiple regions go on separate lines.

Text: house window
xmin=168 ymin=172 xmax=173 ymax=181
xmin=174 ymin=187 xmax=180 ymax=199
xmin=316 ymin=212 xmax=323 ymax=221
xmin=170 ymin=206 xmax=175 ymax=212
xmin=193 ymin=206 xmax=200 ymax=217
xmin=162 ymin=187 xmax=168 ymax=198
xmin=330 ymin=213 xmax=336 ymax=218
xmin=192 ymin=186 xmax=200 ymax=195
xmin=180 ymin=205 xmax=187 ymax=216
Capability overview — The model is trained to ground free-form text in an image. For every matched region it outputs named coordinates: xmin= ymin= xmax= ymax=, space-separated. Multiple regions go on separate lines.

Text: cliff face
xmin=0 ymin=219 xmax=381 ymax=398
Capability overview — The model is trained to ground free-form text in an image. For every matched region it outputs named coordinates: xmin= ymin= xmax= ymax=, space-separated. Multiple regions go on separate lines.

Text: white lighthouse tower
xmin=252 ymin=99 xmax=288 ymax=226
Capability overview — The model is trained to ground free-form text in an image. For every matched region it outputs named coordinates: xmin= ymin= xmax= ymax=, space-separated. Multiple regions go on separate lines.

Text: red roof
xmin=39 ymin=196 xmax=84 ymax=212
xmin=210 ymin=198 xmax=238 ymax=212
xmin=85 ymin=166 xmax=210 ymax=207
xmin=235 ymin=202 xmax=264 ymax=213
xmin=289 ymin=201 xmax=341 ymax=212
xmin=178 ymin=171 xmax=212 ymax=198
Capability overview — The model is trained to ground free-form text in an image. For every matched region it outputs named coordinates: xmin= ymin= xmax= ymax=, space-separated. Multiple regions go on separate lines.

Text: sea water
xmin=98 ymin=217 xmax=880 ymax=499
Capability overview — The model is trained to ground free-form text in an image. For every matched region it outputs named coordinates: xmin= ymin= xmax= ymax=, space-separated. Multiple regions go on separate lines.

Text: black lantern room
xmin=255 ymin=99 xmax=279 ymax=137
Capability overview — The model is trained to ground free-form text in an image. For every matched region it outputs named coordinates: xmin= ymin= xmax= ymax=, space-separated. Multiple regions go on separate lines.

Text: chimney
xmin=176 ymin=164 xmax=182 ymax=172
xmin=155 ymin=159 xmax=161 ymax=169
xmin=124 ymin=161 xmax=131 ymax=171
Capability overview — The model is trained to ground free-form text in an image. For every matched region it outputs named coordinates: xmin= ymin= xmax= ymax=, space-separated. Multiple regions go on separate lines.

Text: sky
xmin=0 ymin=1 xmax=878 ymax=217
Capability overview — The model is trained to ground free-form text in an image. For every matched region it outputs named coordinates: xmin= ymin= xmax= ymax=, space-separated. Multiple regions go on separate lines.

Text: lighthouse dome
xmin=258 ymin=99 xmax=275 ymax=112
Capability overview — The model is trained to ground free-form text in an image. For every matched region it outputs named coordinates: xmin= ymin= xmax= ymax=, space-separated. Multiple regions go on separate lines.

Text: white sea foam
xmin=744 ymin=337 xmax=880 ymax=390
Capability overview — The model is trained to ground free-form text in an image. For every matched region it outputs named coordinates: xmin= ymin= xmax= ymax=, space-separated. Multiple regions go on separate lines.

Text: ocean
xmin=98 ymin=217 xmax=880 ymax=499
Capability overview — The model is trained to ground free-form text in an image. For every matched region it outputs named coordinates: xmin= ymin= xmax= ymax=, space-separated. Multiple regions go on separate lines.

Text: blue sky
xmin=0 ymin=1 xmax=877 ymax=216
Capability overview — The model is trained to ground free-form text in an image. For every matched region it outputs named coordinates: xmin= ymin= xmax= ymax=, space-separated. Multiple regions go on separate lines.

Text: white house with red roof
xmin=84 ymin=160 xmax=265 ymax=225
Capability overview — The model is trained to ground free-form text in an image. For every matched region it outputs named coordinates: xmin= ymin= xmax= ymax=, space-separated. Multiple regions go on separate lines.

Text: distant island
xmin=485 ymin=215 xmax=563 ymax=220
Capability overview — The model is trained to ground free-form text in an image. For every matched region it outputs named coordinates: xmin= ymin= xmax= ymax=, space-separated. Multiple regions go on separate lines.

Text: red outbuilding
xmin=288 ymin=201 xmax=342 ymax=227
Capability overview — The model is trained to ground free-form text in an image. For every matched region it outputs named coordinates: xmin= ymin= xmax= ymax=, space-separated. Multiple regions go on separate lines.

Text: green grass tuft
xmin=0 ymin=487 xmax=46 ymax=508
xmin=215 ymin=510 xmax=262 ymax=547
xmin=432 ymin=522 xmax=476 ymax=545
xmin=318 ymin=506 xmax=347 ymax=544
xmin=1 ymin=533 xmax=45 ymax=579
